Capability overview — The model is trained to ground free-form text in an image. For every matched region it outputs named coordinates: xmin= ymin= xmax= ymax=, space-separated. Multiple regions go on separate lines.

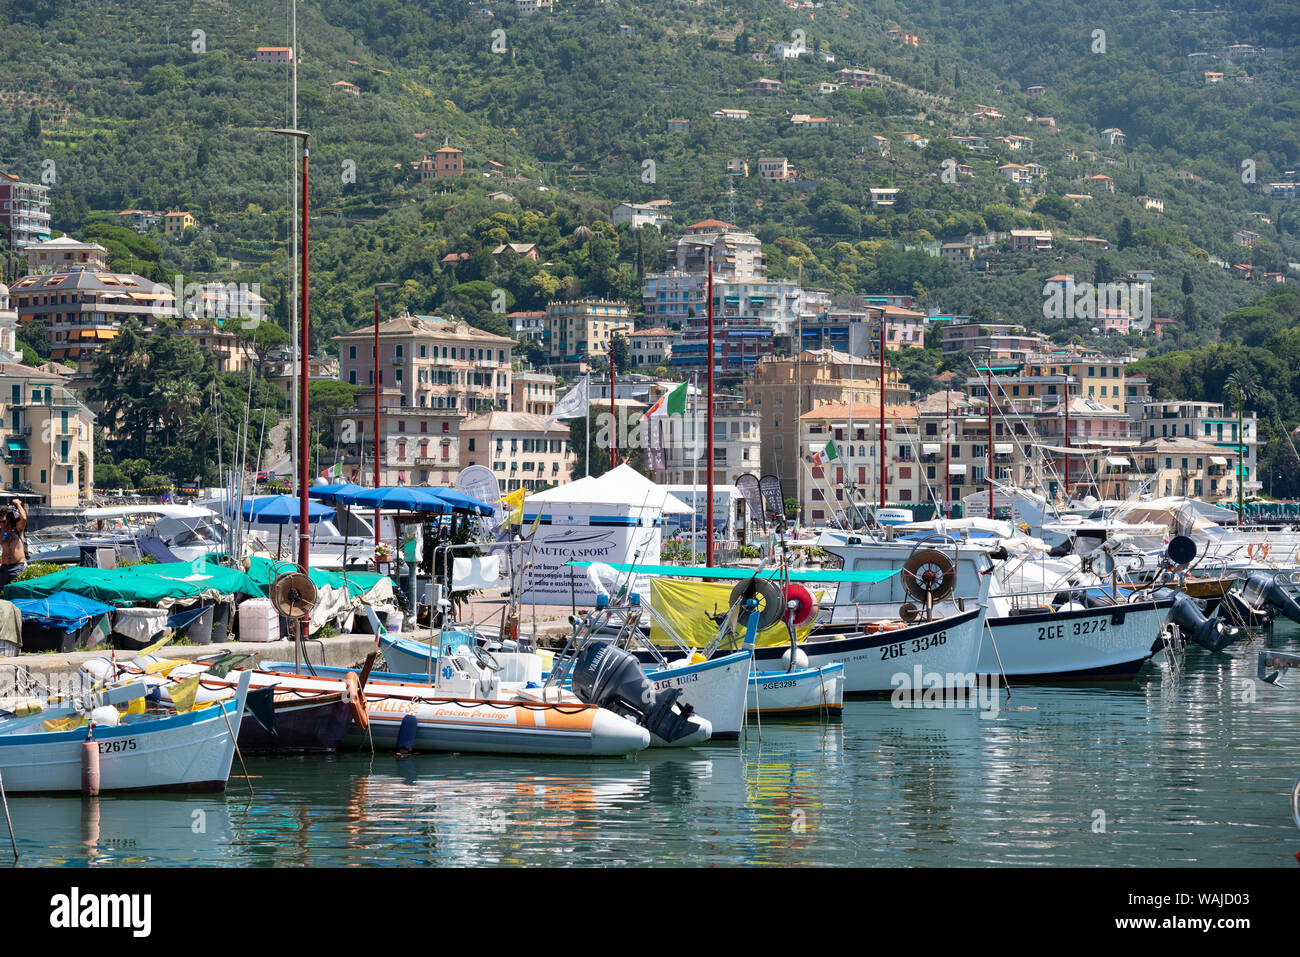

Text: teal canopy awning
xmin=567 ymin=561 xmax=898 ymax=584
xmin=7 ymin=439 xmax=27 ymax=451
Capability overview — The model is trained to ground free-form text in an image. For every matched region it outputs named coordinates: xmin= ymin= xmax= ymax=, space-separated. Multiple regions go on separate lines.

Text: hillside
xmin=0 ymin=0 xmax=1296 ymax=357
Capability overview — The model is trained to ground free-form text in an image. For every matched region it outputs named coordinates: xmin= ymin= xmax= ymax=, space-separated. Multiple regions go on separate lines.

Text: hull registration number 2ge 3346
xmin=1037 ymin=618 xmax=1108 ymax=641
xmin=879 ymin=631 xmax=948 ymax=661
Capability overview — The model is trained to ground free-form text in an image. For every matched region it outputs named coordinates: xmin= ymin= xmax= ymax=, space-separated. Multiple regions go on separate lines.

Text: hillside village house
xmin=163 ymin=211 xmax=196 ymax=237
xmin=255 ymin=47 xmax=294 ymax=63
xmin=1008 ymin=229 xmax=1053 ymax=253
xmin=1101 ymin=128 xmax=1127 ymax=146
xmin=757 ymin=157 xmax=798 ymax=181
xmin=745 ymin=78 xmax=782 ymax=96
xmin=419 ymin=146 xmax=464 ymax=182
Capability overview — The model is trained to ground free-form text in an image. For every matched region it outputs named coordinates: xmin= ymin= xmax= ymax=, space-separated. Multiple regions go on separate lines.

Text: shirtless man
xmin=0 ymin=498 xmax=27 ymax=589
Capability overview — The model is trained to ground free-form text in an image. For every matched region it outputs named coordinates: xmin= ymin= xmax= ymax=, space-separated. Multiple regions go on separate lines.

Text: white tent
xmin=509 ymin=466 xmax=691 ymax=605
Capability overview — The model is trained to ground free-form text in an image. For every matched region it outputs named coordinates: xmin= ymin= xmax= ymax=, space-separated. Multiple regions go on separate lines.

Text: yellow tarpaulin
xmin=648 ymin=577 xmax=823 ymax=648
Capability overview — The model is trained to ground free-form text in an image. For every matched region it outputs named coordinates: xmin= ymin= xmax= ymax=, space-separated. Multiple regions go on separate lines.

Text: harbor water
xmin=6 ymin=623 xmax=1300 ymax=867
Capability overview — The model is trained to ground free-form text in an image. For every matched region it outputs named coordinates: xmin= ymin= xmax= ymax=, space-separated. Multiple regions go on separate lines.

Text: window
xmin=349 ymin=346 xmax=356 ymax=359
xmin=468 ymin=438 xmax=476 ymax=451
xmin=349 ymin=370 xmax=357 ymax=385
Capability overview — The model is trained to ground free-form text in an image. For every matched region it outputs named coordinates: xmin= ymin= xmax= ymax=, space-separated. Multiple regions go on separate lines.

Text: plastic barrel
xmin=178 ymin=604 xmax=215 ymax=645
xmin=211 ymin=600 xmax=232 ymax=643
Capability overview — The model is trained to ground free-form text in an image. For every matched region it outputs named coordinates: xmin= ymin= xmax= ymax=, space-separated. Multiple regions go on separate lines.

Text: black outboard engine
xmin=1261 ymin=574 xmax=1300 ymax=625
xmin=569 ymin=641 xmax=702 ymax=745
xmin=1220 ymin=571 xmax=1300 ymax=628
xmin=1155 ymin=587 xmax=1240 ymax=653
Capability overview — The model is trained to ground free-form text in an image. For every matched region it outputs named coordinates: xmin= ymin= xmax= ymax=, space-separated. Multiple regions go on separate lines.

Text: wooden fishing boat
xmin=749 ymin=663 xmax=845 ymax=717
xmin=0 ymin=672 xmax=250 ymax=795
xmin=81 ymin=656 xmax=358 ymax=754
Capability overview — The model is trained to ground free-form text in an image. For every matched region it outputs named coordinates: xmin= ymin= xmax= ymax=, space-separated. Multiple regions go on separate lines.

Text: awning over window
xmin=922 ymin=443 xmax=940 ymax=455
xmin=1210 ymin=456 xmax=1228 ymax=466
xmin=949 ymin=463 xmax=967 ymax=475
xmin=7 ymin=439 xmax=28 ymax=451
xmin=994 ymin=443 xmax=1014 ymax=454
xmin=1106 ymin=456 xmax=1130 ymax=467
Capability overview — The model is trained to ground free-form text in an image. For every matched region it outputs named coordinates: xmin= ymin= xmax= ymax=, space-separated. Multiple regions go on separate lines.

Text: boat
xmin=256 ymin=661 xmax=655 ymax=756
xmin=0 ymin=671 xmax=250 ymax=795
xmin=749 ymin=663 xmax=845 ymax=717
xmin=577 ymin=559 xmax=988 ymax=695
xmin=80 ymin=654 xmax=358 ymax=754
xmin=30 ymin=505 xmax=229 ymax=565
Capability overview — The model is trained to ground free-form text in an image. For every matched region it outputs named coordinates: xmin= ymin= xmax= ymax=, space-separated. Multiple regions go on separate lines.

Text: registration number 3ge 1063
xmin=97 ymin=738 xmax=137 ymax=754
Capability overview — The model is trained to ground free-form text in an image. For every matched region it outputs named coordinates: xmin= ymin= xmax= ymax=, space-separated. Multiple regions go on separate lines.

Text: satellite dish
xmin=269 ymin=565 xmax=318 ymax=619
xmin=1167 ymin=535 xmax=1197 ymax=566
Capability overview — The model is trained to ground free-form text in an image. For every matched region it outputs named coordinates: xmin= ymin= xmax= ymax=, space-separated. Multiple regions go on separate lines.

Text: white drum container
xmin=238 ymin=598 xmax=281 ymax=643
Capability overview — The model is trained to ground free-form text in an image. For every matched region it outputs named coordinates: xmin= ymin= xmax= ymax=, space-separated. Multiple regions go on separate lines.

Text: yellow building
xmin=0 ymin=363 xmax=95 ymax=507
xmin=164 ymin=211 xmax=197 ymax=237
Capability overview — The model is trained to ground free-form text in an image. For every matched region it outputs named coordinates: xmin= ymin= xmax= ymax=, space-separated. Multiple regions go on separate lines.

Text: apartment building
xmin=649 ymin=391 xmax=761 ymax=488
xmin=1138 ymin=400 xmax=1260 ymax=494
xmin=543 ymin=299 xmax=633 ymax=364
xmin=335 ymin=313 xmax=514 ymax=414
xmin=800 ymin=401 xmax=923 ymax=520
xmin=627 ymin=327 xmax=674 ymax=369
xmin=0 ymin=174 xmax=51 ymax=252
xmin=512 ymin=371 xmax=557 ymax=417
xmin=748 ymin=349 xmax=910 ymax=495
xmin=0 ymin=363 xmax=95 ymax=507
xmin=459 ymin=412 xmax=572 ymax=492
xmin=24 ymin=237 xmax=108 ymax=274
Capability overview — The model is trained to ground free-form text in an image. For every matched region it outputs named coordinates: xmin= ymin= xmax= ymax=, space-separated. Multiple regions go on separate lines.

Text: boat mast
xmin=987 ymin=358 xmax=994 ymax=519
xmin=944 ymin=386 xmax=950 ymax=519
xmin=289 ymin=0 xmax=299 ymax=497
xmin=1064 ymin=378 xmax=1071 ymax=503
xmin=879 ymin=312 xmax=886 ymax=514
xmin=706 ymin=250 xmax=715 ymax=566
xmin=297 ymin=138 xmax=311 ymax=572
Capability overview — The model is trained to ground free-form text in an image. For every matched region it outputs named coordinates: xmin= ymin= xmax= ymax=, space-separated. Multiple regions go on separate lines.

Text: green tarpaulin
xmin=233 ymin=556 xmax=386 ymax=598
xmin=567 ymin=561 xmax=899 ymax=584
xmin=5 ymin=561 xmax=264 ymax=605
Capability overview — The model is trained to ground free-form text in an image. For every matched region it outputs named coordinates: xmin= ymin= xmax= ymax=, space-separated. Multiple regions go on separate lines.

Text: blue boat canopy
xmin=567 ymin=561 xmax=898 ymax=584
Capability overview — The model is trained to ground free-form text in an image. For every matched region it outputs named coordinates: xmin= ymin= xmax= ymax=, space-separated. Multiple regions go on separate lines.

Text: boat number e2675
xmin=879 ymin=632 xmax=948 ymax=661
xmin=1038 ymin=620 xmax=1107 ymax=640
xmin=98 ymin=739 xmax=137 ymax=754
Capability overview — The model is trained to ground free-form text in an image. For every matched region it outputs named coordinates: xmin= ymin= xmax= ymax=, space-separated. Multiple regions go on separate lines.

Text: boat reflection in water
xmin=5 ymin=795 xmax=236 ymax=866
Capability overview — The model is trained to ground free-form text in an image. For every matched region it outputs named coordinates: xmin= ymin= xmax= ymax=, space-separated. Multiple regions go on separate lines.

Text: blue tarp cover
xmin=12 ymin=590 xmax=115 ymax=629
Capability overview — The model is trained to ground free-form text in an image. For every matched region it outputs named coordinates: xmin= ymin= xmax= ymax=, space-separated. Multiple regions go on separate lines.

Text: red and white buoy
xmin=81 ymin=726 xmax=100 ymax=797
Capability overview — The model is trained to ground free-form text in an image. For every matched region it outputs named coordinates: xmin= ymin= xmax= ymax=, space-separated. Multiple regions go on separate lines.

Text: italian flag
xmin=811 ymin=440 xmax=838 ymax=466
xmin=319 ymin=462 xmax=343 ymax=479
xmin=642 ymin=381 xmax=688 ymax=420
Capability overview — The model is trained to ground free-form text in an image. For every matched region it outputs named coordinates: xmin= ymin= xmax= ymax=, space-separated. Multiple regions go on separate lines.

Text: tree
xmin=1117 ymin=217 xmax=1134 ymax=250
xmin=1181 ymin=272 xmax=1194 ymax=296
xmin=26 ymin=108 xmax=39 ymax=141
xmin=609 ymin=333 xmax=630 ymax=374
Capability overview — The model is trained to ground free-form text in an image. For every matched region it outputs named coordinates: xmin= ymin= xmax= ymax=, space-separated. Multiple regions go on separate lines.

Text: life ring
xmin=1248 ymin=542 xmax=1270 ymax=561
xmin=344 ymin=671 xmax=368 ymax=731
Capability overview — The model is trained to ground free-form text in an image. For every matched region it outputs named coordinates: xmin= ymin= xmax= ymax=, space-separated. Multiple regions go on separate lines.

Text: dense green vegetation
xmin=0 ymin=0 xmax=1296 ymax=487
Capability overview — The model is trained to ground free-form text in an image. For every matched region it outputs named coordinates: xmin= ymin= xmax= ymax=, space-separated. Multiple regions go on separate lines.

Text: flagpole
xmin=585 ymin=373 xmax=591 ymax=478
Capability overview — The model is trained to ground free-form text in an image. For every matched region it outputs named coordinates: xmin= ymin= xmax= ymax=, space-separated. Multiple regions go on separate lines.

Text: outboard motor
xmin=569 ymin=641 xmax=707 ymax=745
xmin=1155 ymin=587 xmax=1240 ymax=653
xmin=1261 ymin=573 xmax=1300 ymax=625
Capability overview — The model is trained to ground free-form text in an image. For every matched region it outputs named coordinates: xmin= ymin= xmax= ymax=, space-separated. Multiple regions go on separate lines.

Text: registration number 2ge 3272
xmin=1037 ymin=619 xmax=1107 ymax=641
